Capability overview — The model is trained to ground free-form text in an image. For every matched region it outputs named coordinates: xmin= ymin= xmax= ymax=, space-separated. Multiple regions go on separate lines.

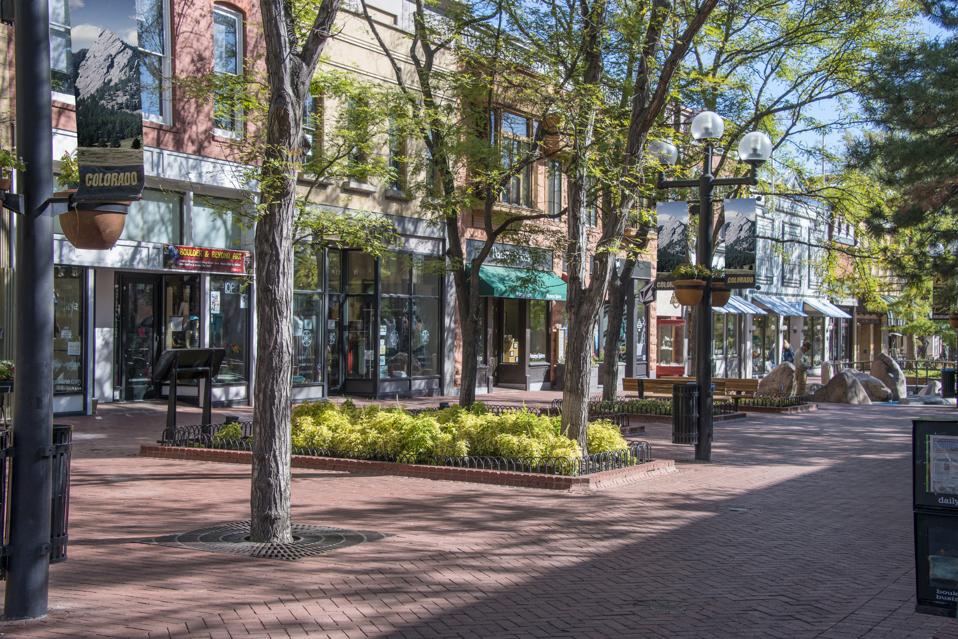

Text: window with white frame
xmin=388 ymin=120 xmax=407 ymax=192
xmin=302 ymin=94 xmax=323 ymax=162
xmin=547 ymin=160 xmax=562 ymax=216
xmin=213 ymin=5 xmax=244 ymax=136
xmin=49 ymin=0 xmax=73 ymax=94
xmin=138 ymin=0 xmax=172 ymax=122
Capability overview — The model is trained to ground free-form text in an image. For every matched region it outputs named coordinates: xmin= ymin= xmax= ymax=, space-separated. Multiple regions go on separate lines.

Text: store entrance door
xmin=116 ymin=273 xmax=200 ymax=401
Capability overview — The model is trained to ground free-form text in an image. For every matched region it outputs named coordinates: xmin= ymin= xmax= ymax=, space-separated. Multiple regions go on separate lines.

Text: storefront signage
xmin=914 ymin=420 xmax=958 ymax=617
xmin=719 ymin=198 xmax=757 ymax=289
xmin=654 ymin=202 xmax=692 ymax=290
xmin=71 ymin=0 xmax=146 ymax=203
xmin=466 ymin=240 xmax=553 ymax=272
xmin=163 ymin=245 xmax=251 ymax=274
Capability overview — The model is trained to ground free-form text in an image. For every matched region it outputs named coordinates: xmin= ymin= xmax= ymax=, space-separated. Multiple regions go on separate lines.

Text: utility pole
xmin=4 ymin=0 xmax=56 ymax=619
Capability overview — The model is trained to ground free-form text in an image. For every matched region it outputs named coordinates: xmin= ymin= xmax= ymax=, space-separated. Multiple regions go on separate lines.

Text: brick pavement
xmin=1 ymin=400 xmax=958 ymax=638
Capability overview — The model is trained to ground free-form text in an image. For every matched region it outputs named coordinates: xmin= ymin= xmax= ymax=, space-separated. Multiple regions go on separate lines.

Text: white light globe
xmin=648 ymin=140 xmax=679 ymax=166
xmin=690 ymin=111 xmax=725 ymax=140
xmin=737 ymin=131 xmax=773 ymax=163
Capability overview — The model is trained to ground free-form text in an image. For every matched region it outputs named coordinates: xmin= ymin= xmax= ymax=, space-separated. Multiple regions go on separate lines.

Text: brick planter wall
xmin=140 ymin=445 xmax=676 ymax=492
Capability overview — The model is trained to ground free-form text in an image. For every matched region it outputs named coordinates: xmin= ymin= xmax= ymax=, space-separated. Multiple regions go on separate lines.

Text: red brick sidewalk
xmin=2 ymin=402 xmax=958 ymax=638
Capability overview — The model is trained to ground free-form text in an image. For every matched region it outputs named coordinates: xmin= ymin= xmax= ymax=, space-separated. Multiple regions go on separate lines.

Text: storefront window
xmin=345 ymin=295 xmax=375 ymax=378
xmin=477 ymin=297 xmax=488 ymax=366
xmin=380 ymin=253 xmax=410 ymax=295
xmin=293 ymin=293 xmax=323 ymax=385
xmin=502 ymin=299 xmax=521 ymax=364
xmin=163 ymin=276 xmax=199 ymax=350
xmin=328 ymin=250 xmax=342 ymax=292
xmin=209 ymin=276 xmax=249 ymax=382
xmin=53 ymin=267 xmax=83 ymax=394
xmin=123 ymin=189 xmax=181 ymax=244
xmin=713 ymin=315 xmax=725 ymax=357
xmin=807 ymin=317 xmax=825 ymax=368
xmin=346 ymin=252 xmax=376 ymax=295
xmin=413 ymin=255 xmax=442 ymax=296
xmin=192 ymin=196 xmax=247 ymax=249
xmin=294 ymin=246 xmax=325 ymax=290
xmin=752 ymin=315 xmax=779 ymax=375
xmin=411 ymin=297 xmax=439 ymax=375
xmin=657 ymin=321 xmax=685 ymax=366
xmin=381 ymin=297 xmax=410 ymax=378
xmin=529 ymin=300 xmax=548 ymax=364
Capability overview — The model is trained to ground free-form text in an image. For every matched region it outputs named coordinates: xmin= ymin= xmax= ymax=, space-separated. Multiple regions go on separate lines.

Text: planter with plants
xmin=949 ymin=314 xmax=958 ymax=330
xmin=56 ymin=152 xmax=130 ymax=250
xmin=710 ymin=270 xmax=731 ymax=307
xmin=0 ymin=148 xmax=24 ymax=192
xmin=671 ymin=263 xmax=711 ymax=306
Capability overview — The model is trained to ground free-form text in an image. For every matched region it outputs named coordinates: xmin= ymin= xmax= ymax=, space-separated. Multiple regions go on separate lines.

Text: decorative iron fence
xmin=159 ymin=421 xmax=653 ymax=477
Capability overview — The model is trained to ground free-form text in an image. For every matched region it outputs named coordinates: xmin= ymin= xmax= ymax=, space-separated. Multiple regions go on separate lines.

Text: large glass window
xmin=498 ymin=112 xmax=533 ymax=207
xmin=529 ymin=300 xmax=548 ymax=364
xmin=657 ymin=321 xmax=685 ymax=366
xmin=388 ymin=121 xmax=406 ymax=191
xmin=209 ymin=276 xmax=249 ymax=382
xmin=213 ymin=5 xmax=244 ymax=135
xmin=192 ymin=196 xmax=246 ymax=249
xmin=411 ymin=297 xmax=439 ymax=375
xmin=379 ymin=253 xmax=441 ymax=378
xmin=381 ymin=297 xmax=410 ymax=378
xmin=293 ymin=293 xmax=323 ymax=385
xmin=303 ymin=94 xmax=323 ymax=162
xmin=49 ymin=0 xmax=73 ymax=94
xmin=345 ymin=296 xmax=375 ymax=379
xmin=713 ymin=315 xmax=726 ymax=357
xmin=122 ymin=189 xmax=181 ymax=243
xmin=752 ymin=315 xmax=779 ymax=375
xmin=547 ymin=161 xmax=562 ymax=216
xmin=163 ymin=276 xmax=199 ymax=350
xmin=346 ymin=252 xmax=376 ymax=294
xmin=53 ymin=267 xmax=83 ymax=394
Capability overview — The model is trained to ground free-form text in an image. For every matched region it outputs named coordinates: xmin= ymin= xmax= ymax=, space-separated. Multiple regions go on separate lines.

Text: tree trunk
xmin=453 ymin=267 xmax=481 ymax=408
xmin=561 ymin=296 xmax=598 ymax=455
xmin=601 ymin=272 xmax=626 ymax=401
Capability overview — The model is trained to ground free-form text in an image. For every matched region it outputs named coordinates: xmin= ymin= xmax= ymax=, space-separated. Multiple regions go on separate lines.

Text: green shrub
xmin=213 ymin=421 xmax=244 ymax=443
xmin=587 ymin=420 xmax=628 ymax=453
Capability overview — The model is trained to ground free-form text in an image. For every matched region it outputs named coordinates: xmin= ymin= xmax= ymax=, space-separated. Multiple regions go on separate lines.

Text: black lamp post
xmin=652 ymin=112 xmax=772 ymax=461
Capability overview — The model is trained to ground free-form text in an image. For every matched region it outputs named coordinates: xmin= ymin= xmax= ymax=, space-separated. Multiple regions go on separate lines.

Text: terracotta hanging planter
xmin=673 ymin=279 xmax=705 ymax=306
xmin=57 ymin=190 xmax=129 ymax=250
xmin=949 ymin=314 xmax=958 ymax=330
xmin=0 ymin=172 xmax=11 ymax=192
xmin=711 ymin=283 xmax=731 ymax=307
xmin=542 ymin=114 xmax=563 ymax=156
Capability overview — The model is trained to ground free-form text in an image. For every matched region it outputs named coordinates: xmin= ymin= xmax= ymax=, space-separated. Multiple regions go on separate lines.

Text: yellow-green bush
xmin=212 ymin=421 xmax=244 ymax=443
xmin=587 ymin=420 xmax=629 ymax=453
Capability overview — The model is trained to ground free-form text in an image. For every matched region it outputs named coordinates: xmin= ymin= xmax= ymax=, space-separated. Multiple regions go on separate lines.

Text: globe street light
xmin=655 ymin=113 xmax=772 ymax=461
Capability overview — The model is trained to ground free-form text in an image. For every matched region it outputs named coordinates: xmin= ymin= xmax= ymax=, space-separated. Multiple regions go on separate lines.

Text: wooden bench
xmin=719 ymin=378 xmax=759 ymax=408
xmin=624 ymin=376 xmax=756 ymax=402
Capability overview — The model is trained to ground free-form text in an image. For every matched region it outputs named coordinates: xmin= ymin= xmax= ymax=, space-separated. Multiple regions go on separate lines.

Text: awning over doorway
xmin=751 ymin=294 xmax=807 ymax=317
xmin=803 ymin=298 xmax=852 ymax=319
xmin=713 ymin=296 xmax=767 ymax=315
xmin=477 ymin=265 xmax=567 ymax=301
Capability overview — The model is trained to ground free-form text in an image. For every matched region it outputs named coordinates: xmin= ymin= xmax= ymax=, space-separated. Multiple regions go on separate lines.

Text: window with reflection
xmin=123 ymin=189 xmax=181 ymax=243
xmin=502 ymin=299 xmax=521 ymax=364
xmin=209 ymin=276 xmax=249 ymax=382
xmin=213 ymin=4 xmax=244 ymax=135
xmin=346 ymin=252 xmax=376 ymax=294
xmin=293 ymin=246 xmax=324 ymax=385
xmin=379 ymin=253 xmax=441 ymax=378
xmin=192 ymin=196 xmax=247 ymax=249
xmin=345 ymin=295 xmax=375 ymax=379
xmin=496 ymin=111 xmax=533 ymax=207
xmin=529 ymin=300 xmax=548 ymax=363
xmin=53 ymin=267 xmax=83 ymax=394
xmin=657 ymin=321 xmax=685 ymax=366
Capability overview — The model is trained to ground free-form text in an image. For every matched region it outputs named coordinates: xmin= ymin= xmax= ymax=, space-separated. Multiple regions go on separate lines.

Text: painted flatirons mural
xmin=655 ymin=201 xmax=693 ymax=290
xmin=719 ymin=198 xmax=757 ymax=289
xmin=71 ymin=0 xmax=145 ymax=203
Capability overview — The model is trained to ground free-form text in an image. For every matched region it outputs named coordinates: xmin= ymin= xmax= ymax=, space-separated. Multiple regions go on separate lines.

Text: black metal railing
xmin=50 ymin=424 xmax=73 ymax=564
xmin=159 ymin=421 xmax=653 ymax=477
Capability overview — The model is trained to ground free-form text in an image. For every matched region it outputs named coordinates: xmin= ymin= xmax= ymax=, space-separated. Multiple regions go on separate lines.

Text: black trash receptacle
xmin=943 ymin=369 xmax=956 ymax=399
xmin=50 ymin=424 xmax=73 ymax=564
xmin=672 ymin=382 xmax=699 ymax=444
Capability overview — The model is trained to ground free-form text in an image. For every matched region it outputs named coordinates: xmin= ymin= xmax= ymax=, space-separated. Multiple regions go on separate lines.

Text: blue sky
xmin=69 ymin=0 xmax=139 ymax=50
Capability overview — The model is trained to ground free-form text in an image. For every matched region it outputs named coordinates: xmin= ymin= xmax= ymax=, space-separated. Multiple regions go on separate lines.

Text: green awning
xmin=477 ymin=265 xmax=567 ymax=301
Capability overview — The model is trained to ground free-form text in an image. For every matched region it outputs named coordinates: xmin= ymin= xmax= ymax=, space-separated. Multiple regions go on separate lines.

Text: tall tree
xmin=250 ymin=0 xmax=341 ymax=543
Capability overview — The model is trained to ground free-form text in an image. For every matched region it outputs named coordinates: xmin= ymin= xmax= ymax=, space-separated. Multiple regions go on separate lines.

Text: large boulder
xmin=845 ymin=370 xmax=893 ymax=402
xmin=758 ymin=362 xmax=797 ymax=397
xmin=870 ymin=353 xmax=906 ymax=401
xmin=811 ymin=370 xmax=873 ymax=405
xmin=820 ymin=361 xmax=833 ymax=384
xmin=918 ymin=380 xmax=943 ymax=397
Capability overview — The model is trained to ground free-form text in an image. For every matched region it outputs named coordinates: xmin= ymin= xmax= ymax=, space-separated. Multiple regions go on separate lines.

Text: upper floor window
xmin=388 ymin=121 xmax=407 ymax=192
xmin=213 ymin=5 xmax=244 ymax=136
xmin=138 ymin=0 xmax=172 ymax=122
xmin=303 ymin=94 xmax=323 ymax=162
xmin=547 ymin=161 xmax=562 ymax=216
xmin=494 ymin=111 xmax=533 ymax=208
xmin=49 ymin=0 xmax=170 ymax=121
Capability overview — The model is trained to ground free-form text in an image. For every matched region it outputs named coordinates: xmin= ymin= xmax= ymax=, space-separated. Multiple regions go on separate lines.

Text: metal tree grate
xmin=141 ymin=521 xmax=383 ymax=561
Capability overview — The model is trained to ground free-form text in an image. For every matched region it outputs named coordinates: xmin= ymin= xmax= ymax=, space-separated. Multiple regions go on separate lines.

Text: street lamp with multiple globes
xmin=651 ymin=111 xmax=772 ymax=461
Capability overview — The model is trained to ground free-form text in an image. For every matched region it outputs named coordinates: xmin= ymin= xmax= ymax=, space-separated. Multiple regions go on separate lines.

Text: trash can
xmin=50 ymin=424 xmax=73 ymax=564
xmin=672 ymin=382 xmax=699 ymax=444
xmin=943 ymin=369 xmax=956 ymax=399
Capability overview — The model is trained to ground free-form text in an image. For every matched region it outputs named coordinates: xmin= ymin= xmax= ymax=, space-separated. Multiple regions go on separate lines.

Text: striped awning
xmin=751 ymin=294 xmax=807 ymax=317
xmin=713 ymin=296 xmax=767 ymax=315
xmin=803 ymin=298 xmax=852 ymax=319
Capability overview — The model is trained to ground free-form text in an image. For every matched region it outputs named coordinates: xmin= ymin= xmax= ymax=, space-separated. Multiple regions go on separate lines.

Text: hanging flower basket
xmin=949 ymin=314 xmax=958 ymax=330
xmin=711 ymin=282 xmax=731 ymax=307
xmin=673 ymin=279 xmax=705 ymax=306
xmin=0 ymin=171 xmax=11 ymax=192
xmin=57 ymin=190 xmax=129 ymax=250
xmin=542 ymin=114 xmax=563 ymax=156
